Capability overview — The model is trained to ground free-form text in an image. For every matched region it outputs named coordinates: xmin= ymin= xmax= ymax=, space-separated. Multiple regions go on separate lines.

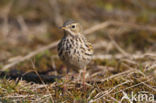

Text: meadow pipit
xmin=58 ymin=20 xmax=94 ymax=87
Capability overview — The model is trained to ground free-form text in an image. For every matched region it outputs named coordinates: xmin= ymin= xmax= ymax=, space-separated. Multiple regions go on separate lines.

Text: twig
xmin=110 ymin=20 xmax=156 ymax=32
xmin=113 ymin=78 xmax=153 ymax=95
xmin=84 ymin=21 xmax=111 ymax=34
xmin=17 ymin=16 xmax=29 ymax=35
xmin=101 ymin=69 xmax=135 ymax=82
xmin=107 ymin=95 xmax=120 ymax=102
xmin=2 ymin=41 xmax=58 ymax=71
xmin=143 ymin=81 xmax=156 ymax=92
xmin=93 ymin=52 xmax=156 ymax=60
xmin=108 ymin=31 xmax=129 ymax=56
xmin=89 ymin=80 xmax=131 ymax=103
xmin=132 ymin=75 xmax=156 ymax=92
xmin=84 ymin=20 xmax=156 ymax=35
xmin=35 ymin=94 xmax=53 ymax=102
xmin=3 ymin=94 xmax=33 ymax=99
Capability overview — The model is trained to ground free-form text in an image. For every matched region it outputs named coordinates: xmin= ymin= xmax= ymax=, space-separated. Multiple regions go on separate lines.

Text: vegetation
xmin=0 ymin=0 xmax=155 ymax=102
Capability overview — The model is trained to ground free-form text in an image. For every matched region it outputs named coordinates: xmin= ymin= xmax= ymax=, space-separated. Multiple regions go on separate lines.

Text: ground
xmin=0 ymin=0 xmax=156 ymax=103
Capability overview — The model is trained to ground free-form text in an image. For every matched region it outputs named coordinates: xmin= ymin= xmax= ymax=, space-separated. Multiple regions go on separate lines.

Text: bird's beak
xmin=59 ymin=26 xmax=67 ymax=30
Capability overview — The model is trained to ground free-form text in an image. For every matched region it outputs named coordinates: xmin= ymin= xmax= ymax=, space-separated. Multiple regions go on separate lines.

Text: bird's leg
xmin=82 ymin=67 xmax=86 ymax=90
xmin=78 ymin=69 xmax=83 ymax=82
xmin=63 ymin=67 xmax=69 ymax=92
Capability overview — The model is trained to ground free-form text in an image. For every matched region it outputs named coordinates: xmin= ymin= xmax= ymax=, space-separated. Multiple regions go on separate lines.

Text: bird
xmin=57 ymin=20 xmax=94 ymax=88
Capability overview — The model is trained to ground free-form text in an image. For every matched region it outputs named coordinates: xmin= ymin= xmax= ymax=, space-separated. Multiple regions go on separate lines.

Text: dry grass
xmin=0 ymin=0 xmax=156 ymax=103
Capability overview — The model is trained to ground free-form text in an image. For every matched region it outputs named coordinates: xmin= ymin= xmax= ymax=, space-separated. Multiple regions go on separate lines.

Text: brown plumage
xmin=58 ymin=20 xmax=94 ymax=73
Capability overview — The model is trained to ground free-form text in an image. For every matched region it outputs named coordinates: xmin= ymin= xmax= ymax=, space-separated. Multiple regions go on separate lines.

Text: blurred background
xmin=0 ymin=0 xmax=156 ymax=73
xmin=0 ymin=0 xmax=156 ymax=102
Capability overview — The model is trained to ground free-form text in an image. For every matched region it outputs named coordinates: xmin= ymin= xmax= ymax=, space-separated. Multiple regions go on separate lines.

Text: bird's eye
xmin=72 ymin=25 xmax=75 ymax=28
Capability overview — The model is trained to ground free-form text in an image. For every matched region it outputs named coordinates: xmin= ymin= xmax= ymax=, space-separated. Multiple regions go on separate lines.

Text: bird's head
xmin=60 ymin=20 xmax=82 ymax=36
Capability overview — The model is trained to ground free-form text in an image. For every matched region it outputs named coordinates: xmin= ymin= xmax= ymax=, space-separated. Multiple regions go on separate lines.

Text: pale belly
xmin=60 ymin=47 xmax=91 ymax=70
